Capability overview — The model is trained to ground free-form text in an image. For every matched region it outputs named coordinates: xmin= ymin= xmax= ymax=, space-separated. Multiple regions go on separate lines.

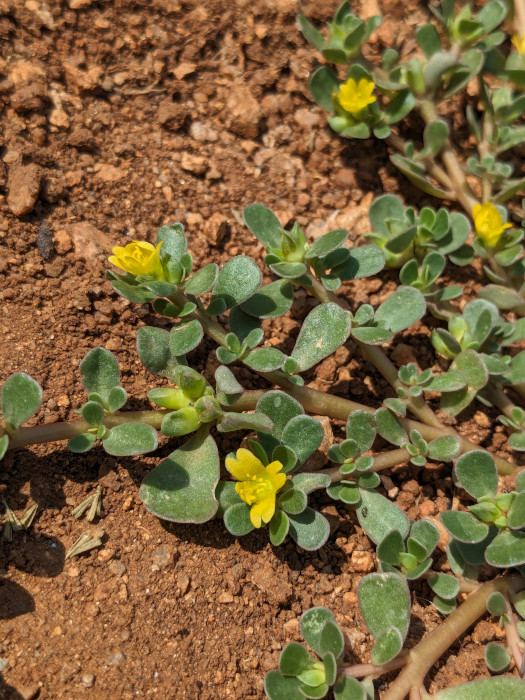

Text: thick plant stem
xmin=417 ymin=100 xmax=478 ymax=215
xmin=6 ymin=392 xmax=264 ymax=451
xmin=382 ymin=575 xmax=524 ymax=700
xmin=502 ymin=592 xmax=525 ymax=677
xmin=321 ymin=448 xmax=412 ymax=482
xmin=341 ymin=653 xmax=408 ymax=679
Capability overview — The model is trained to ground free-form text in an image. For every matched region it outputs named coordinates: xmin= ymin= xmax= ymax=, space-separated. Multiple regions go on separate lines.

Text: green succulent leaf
xmin=211 ymin=256 xmax=262 ymax=309
xmin=427 ymin=436 xmax=461 ymax=461
xmin=441 ymin=510 xmax=489 ymax=544
xmin=309 ymin=66 xmax=340 ymax=111
xmin=140 ymin=431 xmax=219 ymax=523
xmin=357 ymin=488 xmax=410 ymax=544
xmin=377 ymin=530 xmax=404 ymax=566
xmin=281 ymin=415 xmax=324 ymax=468
xmin=371 ymin=626 xmax=404 ymax=665
xmin=244 ymin=204 xmax=283 ymax=249
xmin=223 ymin=502 xmax=254 ymax=536
xmin=0 ymin=434 xmax=8 ymax=460
xmin=81 ymin=401 xmax=104 ymax=427
xmin=102 ymin=422 xmax=158 ymax=456
xmin=434 ymin=677 xmax=525 ymax=699
xmin=79 ymin=348 xmax=121 ymax=406
xmin=243 ymin=348 xmax=286 ymax=372
xmin=184 ymin=263 xmax=219 ymax=295
xmin=291 ymin=303 xmax=352 ymax=372
xmin=485 ymin=529 xmax=525 ymax=568
xmin=454 ymin=451 xmax=498 ymax=500
xmin=288 ymin=508 xmax=330 ymax=551
xmin=1 ymin=373 xmax=42 ymax=431
xmin=440 ymin=350 xmax=489 ymax=416
xmin=374 ymin=287 xmax=426 ymax=333
xmin=507 ymin=492 xmax=525 ymax=530
xmin=319 ymin=619 xmax=344 ymax=659
xmin=486 ymin=591 xmax=507 ymax=617
xmin=264 ymin=671 xmax=303 ymax=700
xmin=358 ymin=572 xmax=410 ymax=641
xmin=428 ymin=573 xmax=460 ymax=600
xmin=292 ymin=473 xmax=331 ymax=495
xmin=333 ymin=676 xmax=367 ymax=700
xmin=484 ymin=643 xmax=511 ymax=674
xmin=240 ymin=280 xmax=294 ymax=319
xmin=169 ymin=319 xmax=203 ymax=357
xmin=300 ymin=607 xmax=337 ymax=657
xmin=376 ymin=407 xmax=408 ymax=447
xmin=137 ymin=326 xmax=180 ymax=380
xmin=346 ymin=410 xmax=376 ymax=454
xmin=279 ymin=642 xmax=314 ymax=676
xmin=269 ymin=509 xmax=290 ymax=546
xmin=68 ymin=432 xmax=97 ymax=453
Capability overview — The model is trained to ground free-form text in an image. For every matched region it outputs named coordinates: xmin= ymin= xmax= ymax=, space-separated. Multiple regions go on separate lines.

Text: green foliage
xmin=1 ymin=372 xmax=42 ymax=432
xmin=140 ymin=431 xmax=219 ymax=523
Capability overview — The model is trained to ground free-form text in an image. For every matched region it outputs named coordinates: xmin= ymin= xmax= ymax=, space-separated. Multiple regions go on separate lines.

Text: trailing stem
xmin=382 ymin=575 xmax=525 ymax=700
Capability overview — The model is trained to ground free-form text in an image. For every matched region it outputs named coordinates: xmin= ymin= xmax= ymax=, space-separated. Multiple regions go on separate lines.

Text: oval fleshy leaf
xmin=243 ymin=204 xmax=283 ymax=249
xmin=374 ymin=286 xmax=426 ymax=333
xmin=140 ymin=431 xmax=219 ymax=523
xmin=240 ymin=280 xmax=294 ymax=319
xmin=79 ymin=348 xmax=120 ymax=404
xmin=102 ymin=422 xmax=158 ymax=456
xmin=264 ymin=671 xmax=303 ymax=700
xmin=440 ymin=510 xmax=489 ymax=544
xmin=484 ymin=643 xmax=511 ymax=673
xmin=357 ymin=489 xmax=410 ymax=544
xmin=211 ymin=256 xmax=262 ymax=309
xmin=434 ymin=677 xmax=525 ymax=699
xmin=291 ymin=303 xmax=352 ymax=371
xmin=243 ymin=348 xmax=286 ymax=372
xmin=454 ymin=451 xmax=498 ymax=500
xmin=358 ymin=572 xmax=410 ymax=640
xmin=485 ymin=530 xmax=525 ymax=568
xmin=371 ymin=626 xmax=403 ymax=665
xmin=281 ymin=415 xmax=324 ymax=467
xmin=269 ymin=510 xmax=290 ymax=546
xmin=288 ymin=508 xmax=330 ymax=551
xmin=300 ymin=607 xmax=337 ymax=657
xmin=184 ymin=263 xmax=219 ymax=295
xmin=1 ymin=373 xmax=42 ymax=430
xmin=169 ymin=319 xmax=203 ymax=356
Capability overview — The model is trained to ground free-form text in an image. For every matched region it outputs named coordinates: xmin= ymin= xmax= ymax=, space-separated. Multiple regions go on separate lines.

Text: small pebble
xmin=82 ymin=673 xmax=95 ymax=688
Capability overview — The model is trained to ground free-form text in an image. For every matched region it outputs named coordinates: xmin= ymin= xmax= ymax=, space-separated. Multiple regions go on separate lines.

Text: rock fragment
xmin=7 ymin=163 xmax=44 ymax=216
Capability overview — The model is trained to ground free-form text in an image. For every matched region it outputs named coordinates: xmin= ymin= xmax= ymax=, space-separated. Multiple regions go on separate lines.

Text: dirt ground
xmin=0 ymin=0 xmax=522 ymax=698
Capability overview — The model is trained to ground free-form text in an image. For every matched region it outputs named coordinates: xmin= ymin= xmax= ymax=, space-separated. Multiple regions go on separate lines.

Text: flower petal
xmin=250 ymin=495 xmax=276 ymax=528
xmin=271 ymin=472 xmax=287 ymax=492
xmin=266 ymin=460 xmax=284 ymax=477
xmin=226 ymin=448 xmax=267 ymax=481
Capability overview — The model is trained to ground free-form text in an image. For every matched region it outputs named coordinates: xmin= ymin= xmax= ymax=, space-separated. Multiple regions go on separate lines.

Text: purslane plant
xmin=1 ymin=208 xmax=524 ymax=696
xmin=2 ymin=3 xmax=525 ymax=697
xmin=302 ymin=0 xmax=525 ymax=314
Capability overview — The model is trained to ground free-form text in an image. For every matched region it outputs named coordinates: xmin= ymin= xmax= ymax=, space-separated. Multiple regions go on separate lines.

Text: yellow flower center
xmin=472 ymin=202 xmax=512 ymax=248
xmin=225 ymin=448 xmax=286 ymax=528
xmin=336 ymin=77 xmax=376 ymax=116
xmin=109 ymin=240 xmax=164 ymax=278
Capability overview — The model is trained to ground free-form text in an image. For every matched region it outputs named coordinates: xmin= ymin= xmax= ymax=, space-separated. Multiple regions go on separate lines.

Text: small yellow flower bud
xmin=109 ymin=240 xmax=164 ymax=278
xmin=512 ymin=34 xmax=525 ymax=55
xmin=336 ymin=77 xmax=376 ymax=116
xmin=472 ymin=202 xmax=511 ymax=248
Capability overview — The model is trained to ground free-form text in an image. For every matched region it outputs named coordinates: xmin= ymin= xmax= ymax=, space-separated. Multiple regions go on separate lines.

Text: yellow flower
xmin=225 ymin=448 xmax=286 ymax=528
xmin=472 ymin=202 xmax=512 ymax=248
xmin=109 ymin=240 xmax=164 ymax=278
xmin=512 ymin=34 xmax=525 ymax=54
xmin=336 ymin=77 xmax=376 ymax=116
